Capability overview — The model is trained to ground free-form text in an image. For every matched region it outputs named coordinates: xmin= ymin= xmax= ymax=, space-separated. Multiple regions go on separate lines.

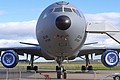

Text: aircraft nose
xmin=56 ymin=15 xmax=71 ymax=30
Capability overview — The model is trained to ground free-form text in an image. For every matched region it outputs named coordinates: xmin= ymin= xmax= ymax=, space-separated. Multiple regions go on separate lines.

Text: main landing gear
xmin=56 ymin=57 xmax=67 ymax=79
xmin=27 ymin=55 xmax=38 ymax=71
xmin=81 ymin=55 xmax=93 ymax=72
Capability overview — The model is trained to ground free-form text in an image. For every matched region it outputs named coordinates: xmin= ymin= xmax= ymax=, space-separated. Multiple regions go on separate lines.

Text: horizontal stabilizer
xmin=86 ymin=22 xmax=120 ymax=33
xmin=86 ymin=22 xmax=120 ymax=44
xmin=20 ymin=42 xmax=39 ymax=46
xmin=84 ymin=42 xmax=98 ymax=45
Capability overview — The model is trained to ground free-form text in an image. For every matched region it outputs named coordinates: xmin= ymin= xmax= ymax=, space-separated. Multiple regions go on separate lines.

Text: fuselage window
xmin=64 ymin=8 xmax=72 ymax=12
xmin=73 ymin=9 xmax=82 ymax=17
xmin=54 ymin=7 xmax=62 ymax=12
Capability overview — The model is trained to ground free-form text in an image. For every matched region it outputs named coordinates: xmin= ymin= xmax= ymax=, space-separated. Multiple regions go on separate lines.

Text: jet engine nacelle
xmin=101 ymin=50 xmax=119 ymax=68
xmin=1 ymin=50 xmax=19 ymax=68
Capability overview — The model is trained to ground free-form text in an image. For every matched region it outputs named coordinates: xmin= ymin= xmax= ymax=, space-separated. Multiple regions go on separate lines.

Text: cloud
xmin=0 ymin=39 xmax=38 ymax=47
xmin=0 ymin=20 xmax=37 ymax=39
xmin=0 ymin=20 xmax=37 ymax=46
xmin=85 ymin=12 xmax=120 ymax=45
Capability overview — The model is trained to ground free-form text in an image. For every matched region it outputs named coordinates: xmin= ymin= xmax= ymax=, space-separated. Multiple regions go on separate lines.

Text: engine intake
xmin=101 ymin=50 xmax=119 ymax=68
xmin=1 ymin=50 xmax=19 ymax=68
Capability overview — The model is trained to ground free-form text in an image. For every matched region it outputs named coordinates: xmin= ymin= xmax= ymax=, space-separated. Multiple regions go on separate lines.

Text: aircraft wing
xmin=0 ymin=46 xmax=43 ymax=56
xmin=78 ymin=45 xmax=120 ymax=56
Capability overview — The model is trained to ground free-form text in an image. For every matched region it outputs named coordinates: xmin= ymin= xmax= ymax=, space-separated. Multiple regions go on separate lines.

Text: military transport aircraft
xmin=0 ymin=1 xmax=120 ymax=79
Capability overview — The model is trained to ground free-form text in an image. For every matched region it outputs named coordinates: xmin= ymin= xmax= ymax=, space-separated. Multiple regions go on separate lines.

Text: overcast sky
xmin=0 ymin=0 xmax=120 ymax=61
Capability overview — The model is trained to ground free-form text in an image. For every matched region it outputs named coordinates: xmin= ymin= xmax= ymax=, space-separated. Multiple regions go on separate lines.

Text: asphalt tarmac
xmin=0 ymin=68 xmax=120 ymax=80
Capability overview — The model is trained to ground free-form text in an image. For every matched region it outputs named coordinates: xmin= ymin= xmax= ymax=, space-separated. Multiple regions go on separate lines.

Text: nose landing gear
xmin=56 ymin=57 xmax=67 ymax=79
xmin=56 ymin=66 xmax=67 ymax=79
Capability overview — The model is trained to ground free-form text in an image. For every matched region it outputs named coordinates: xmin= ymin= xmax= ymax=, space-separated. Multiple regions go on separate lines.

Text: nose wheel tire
xmin=56 ymin=66 xmax=67 ymax=79
xmin=57 ymin=72 xmax=61 ymax=79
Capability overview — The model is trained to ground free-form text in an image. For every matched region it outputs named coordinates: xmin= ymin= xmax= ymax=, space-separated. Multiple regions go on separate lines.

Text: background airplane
xmin=0 ymin=1 xmax=120 ymax=79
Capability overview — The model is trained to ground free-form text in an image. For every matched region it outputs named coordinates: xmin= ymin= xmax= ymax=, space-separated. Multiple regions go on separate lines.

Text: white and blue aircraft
xmin=0 ymin=1 xmax=120 ymax=79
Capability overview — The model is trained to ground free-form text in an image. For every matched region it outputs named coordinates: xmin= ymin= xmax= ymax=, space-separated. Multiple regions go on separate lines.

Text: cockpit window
xmin=64 ymin=8 xmax=72 ymax=12
xmin=54 ymin=7 xmax=62 ymax=12
xmin=73 ymin=9 xmax=82 ymax=17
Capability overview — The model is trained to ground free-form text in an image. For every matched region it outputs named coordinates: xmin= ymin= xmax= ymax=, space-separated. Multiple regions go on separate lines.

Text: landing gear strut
xmin=27 ymin=55 xmax=38 ymax=71
xmin=81 ymin=55 xmax=93 ymax=72
xmin=56 ymin=57 xmax=67 ymax=79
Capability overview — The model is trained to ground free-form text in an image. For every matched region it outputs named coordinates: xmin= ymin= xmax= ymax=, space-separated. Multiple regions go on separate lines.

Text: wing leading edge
xmin=78 ymin=45 xmax=120 ymax=56
xmin=0 ymin=46 xmax=42 ymax=56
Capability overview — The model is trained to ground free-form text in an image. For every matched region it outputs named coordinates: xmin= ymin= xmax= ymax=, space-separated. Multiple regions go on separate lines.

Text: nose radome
xmin=56 ymin=15 xmax=71 ymax=30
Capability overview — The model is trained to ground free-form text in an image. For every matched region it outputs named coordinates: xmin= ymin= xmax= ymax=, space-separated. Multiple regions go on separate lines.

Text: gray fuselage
xmin=36 ymin=1 xmax=87 ymax=59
